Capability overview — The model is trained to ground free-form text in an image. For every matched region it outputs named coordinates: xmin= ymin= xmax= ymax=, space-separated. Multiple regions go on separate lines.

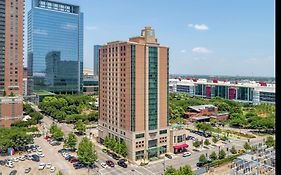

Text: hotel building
xmin=0 ymin=0 xmax=24 ymax=127
xmin=98 ymin=27 xmax=169 ymax=162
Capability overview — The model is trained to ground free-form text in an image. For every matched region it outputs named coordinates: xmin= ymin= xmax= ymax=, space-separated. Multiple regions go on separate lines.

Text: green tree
xmin=230 ymin=146 xmax=237 ymax=154
xmin=212 ymin=136 xmax=218 ymax=143
xmin=218 ymin=149 xmax=226 ymax=159
xmin=119 ymin=139 xmax=128 ymax=157
xmin=199 ymin=154 xmax=207 ymax=163
xmin=209 ymin=151 xmax=217 ymax=161
xmin=178 ymin=165 xmax=194 ymax=175
xmin=64 ymin=133 xmax=77 ymax=149
xmin=77 ymin=137 xmax=97 ymax=167
xmin=104 ymin=137 xmax=110 ymax=148
xmin=193 ymin=141 xmax=201 ymax=148
xmin=244 ymin=142 xmax=251 ymax=150
xmin=164 ymin=166 xmax=177 ymax=175
xmin=75 ymin=120 xmax=86 ymax=134
xmin=53 ymin=127 xmax=64 ymax=140
xmin=204 ymin=139 xmax=210 ymax=146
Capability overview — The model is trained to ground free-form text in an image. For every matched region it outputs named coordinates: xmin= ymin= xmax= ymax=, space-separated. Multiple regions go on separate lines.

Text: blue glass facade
xmin=93 ymin=45 xmax=101 ymax=76
xmin=28 ymin=0 xmax=83 ymax=93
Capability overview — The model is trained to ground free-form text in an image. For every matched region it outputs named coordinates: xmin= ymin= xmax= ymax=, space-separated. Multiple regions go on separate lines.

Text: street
xmin=30 ymin=102 xmax=265 ymax=175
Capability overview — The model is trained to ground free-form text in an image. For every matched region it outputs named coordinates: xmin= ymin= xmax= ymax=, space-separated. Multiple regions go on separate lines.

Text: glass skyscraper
xmin=93 ymin=45 xmax=102 ymax=77
xmin=28 ymin=0 xmax=83 ymax=94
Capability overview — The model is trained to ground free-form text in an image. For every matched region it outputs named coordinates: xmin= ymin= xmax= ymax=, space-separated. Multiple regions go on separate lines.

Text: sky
xmin=24 ymin=0 xmax=275 ymax=77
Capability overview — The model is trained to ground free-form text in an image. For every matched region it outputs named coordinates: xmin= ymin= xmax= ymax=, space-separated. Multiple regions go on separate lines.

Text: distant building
xmin=0 ymin=0 xmax=24 ymax=128
xmin=83 ymin=76 xmax=98 ymax=95
xmin=170 ymin=78 xmax=275 ymax=105
xmin=98 ymin=27 xmax=169 ymax=163
xmin=83 ymin=68 xmax=94 ymax=76
xmin=93 ymin=45 xmax=102 ymax=77
xmin=27 ymin=0 xmax=84 ymax=94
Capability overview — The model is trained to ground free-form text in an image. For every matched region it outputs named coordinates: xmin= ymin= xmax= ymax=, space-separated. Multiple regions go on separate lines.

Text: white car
xmin=46 ymin=163 xmax=52 ymax=169
xmin=6 ymin=162 xmax=14 ymax=168
xmin=50 ymin=166 xmax=56 ymax=173
xmin=37 ymin=152 xmax=45 ymax=157
xmin=13 ymin=157 xmax=19 ymax=162
xmin=38 ymin=163 xmax=46 ymax=170
xmin=19 ymin=156 xmax=26 ymax=161
xmin=37 ymin=147 xmax=43 ymax=152
xmin=183 ymin=152 xmax=192 ymax=157
xmin=101 ymin=162 xmax=107 ymax=168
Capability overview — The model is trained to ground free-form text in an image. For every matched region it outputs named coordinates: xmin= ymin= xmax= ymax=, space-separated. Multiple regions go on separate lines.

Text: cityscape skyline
xmin=24 ymin=0 xmax=275 ymax=77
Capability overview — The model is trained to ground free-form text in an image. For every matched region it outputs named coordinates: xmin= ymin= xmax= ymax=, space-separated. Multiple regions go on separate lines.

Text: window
xmin=148 ymin=139 xmax=157 ymax=148
xmin=135 ymin=133 xmax=144 ymax=139
xmin=160 ymin=129 xmax=167 ymax=134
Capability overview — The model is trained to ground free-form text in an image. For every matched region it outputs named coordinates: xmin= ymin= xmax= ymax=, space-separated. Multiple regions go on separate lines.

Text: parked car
xmin=32 ymin=155 xmax=40 ymax=162
xmin=165 ymin=154 xmax=172 ymax=159
xmin=37 ymin=152 xmax=45 ymax=157
xmin=183 ymin=152 xmax=191 ymax=157
xmin=101 ymin=162 xmax=108 ymax=168
xmin=73 ymin=162 xmax=85 ymax=169
xmin=37 ymin=147 xmax=43 ymax=152
xmin=38 ymin=163 xmax=46 ymax=170
xmin=6 ymin=162 xmax=14 ymax=168
xmin=9 ymin=170 xmax=17 ymax=175
xmin=70 ymin=157 xmax=79 ymax=163
xmin=50 ymin=166 xmax=56 ymax=173
xmin=24 ymin=167 xmax=31 ymax=173
xmin=50 ymin=141 xmax=61 ymax=146
xmin=106 ymin=160 xmax=115 ymax=167
xmin=0 ymin=160 xmax=5 ymax=166
xmin=19 ymin=156 xmax=25 ymax=161
xmin=112 ymin=153 xmax=121 ymax=160
xmin=196 ymin=162 xmax=205 ymax=167
xmin=117 ymin=160 xmax=127 ymax=168
xmin=46 ymin=163 xmax=52 ymax=169
xmin=65 ymin=155 xmax=74 ymax=161
xmin=12 ymin=158 xmax=19 ymax=162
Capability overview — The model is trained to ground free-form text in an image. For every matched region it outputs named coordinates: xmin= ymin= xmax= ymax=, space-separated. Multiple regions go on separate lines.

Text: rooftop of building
xmin=188 ymin=104 xmax=217 ymax=112
xmin=32 ymin=0 xmax=80 ymax=14
xmin=169 ymin=78 xmax=275 ymax=93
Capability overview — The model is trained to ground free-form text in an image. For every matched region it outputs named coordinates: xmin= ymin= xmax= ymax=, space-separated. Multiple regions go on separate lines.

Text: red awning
xmin=173 ymin=143 xmax=189 ymax=149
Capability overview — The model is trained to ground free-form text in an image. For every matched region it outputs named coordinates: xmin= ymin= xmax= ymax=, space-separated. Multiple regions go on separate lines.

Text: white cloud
xmin=180 ymin=49 xmax=186 ymax=53
xmin=192 ymin=47 xmax=212 ymax=54
xmin=86 ymin=26 xmax=97 ymax=31
xmin=188 ymin=23 xmax=209 ymax=31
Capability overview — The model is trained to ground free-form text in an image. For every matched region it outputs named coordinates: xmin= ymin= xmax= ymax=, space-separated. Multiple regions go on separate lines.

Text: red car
xmin=70 ymin=157 xmax=79 ymax=163
xmin=106 ymin=160 xmax=115 ymax=167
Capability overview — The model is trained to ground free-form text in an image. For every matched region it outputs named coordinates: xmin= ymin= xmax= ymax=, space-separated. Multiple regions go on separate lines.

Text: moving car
xmin=165 ymin=154 xmax=172 ymax=159
xmin=106 ymin=160 xmax=115 ymax=167
xmin=24 ymin=167 xmax=31 ymax=173
xmin=117 ymin=160 xmax=127 ymax=168
xmin=183 ymin=152 xmax=191 ymax=157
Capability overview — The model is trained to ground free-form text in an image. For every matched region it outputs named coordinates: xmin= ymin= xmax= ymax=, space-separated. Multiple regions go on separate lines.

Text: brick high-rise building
xmin=0 ymin=0 xmax=24 ymax=128
xmin=98 ymin=27 xmax=169 ymax=162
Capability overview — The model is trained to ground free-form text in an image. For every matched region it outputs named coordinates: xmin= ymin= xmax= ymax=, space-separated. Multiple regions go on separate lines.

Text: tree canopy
xmin=77 ymin=137 xmax=97 ymax=166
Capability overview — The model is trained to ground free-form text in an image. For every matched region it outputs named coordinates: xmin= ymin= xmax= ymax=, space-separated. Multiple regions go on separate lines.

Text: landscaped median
xmin=204 ymin=154 xmax=240 ymax=168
